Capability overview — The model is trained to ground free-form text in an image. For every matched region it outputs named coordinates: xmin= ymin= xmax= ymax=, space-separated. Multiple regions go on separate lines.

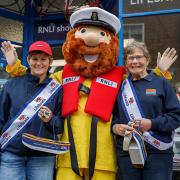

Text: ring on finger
xmin=44 ymin=110 xmax=50 ymax=116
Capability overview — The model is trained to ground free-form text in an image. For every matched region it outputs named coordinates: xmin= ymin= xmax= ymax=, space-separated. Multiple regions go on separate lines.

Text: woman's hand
xmin=133 ymin=118 xmax=152 ymax=132
xmin=157 ymin=47 xmax=177 ymax=72
xmin=38 ymin=106 xmax=52 ymax=123
xmin=112 ymin=124 xmax=133 ymax=136
xmin=1 ymin=41 xmax=18 ymax=66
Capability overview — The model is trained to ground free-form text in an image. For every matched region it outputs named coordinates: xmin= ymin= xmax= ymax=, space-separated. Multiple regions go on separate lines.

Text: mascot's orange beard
xmin=62 ymin=28 xmax=119 ymax=77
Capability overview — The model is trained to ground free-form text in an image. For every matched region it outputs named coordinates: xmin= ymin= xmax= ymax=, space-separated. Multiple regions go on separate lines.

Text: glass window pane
xmin=124 ymin=24 xmax=144 ymax=42
xmin=0 ymin=1 xmax=25 ymax=15
xmin=0 ymin=17 xmax=23 ymax=43
xmin=50 ymin=46 xmax=66 ymax=73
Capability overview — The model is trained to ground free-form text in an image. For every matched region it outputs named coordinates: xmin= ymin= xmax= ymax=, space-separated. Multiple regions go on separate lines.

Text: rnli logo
xmin=35 ymin=97 xmax=43 ymax=103
xmin=2 ymin=132 xmax=9 ymax=138
xmin=96 ymin=77 xmax=117 ymax=88
xmin=128 ymin=97 xmax=134 ymax=105
xmin=19 ymin=115 xmax=26 ymax=121
xmin=50 ymin=81 xmax=56 ymax=88
xmin=153 ymin=140 xmax=160 ymax=147
xmin=63 ymin=76 xmax=80 ymax=85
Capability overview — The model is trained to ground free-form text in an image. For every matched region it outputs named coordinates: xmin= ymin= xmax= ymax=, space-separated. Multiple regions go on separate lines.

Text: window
xmin=123 ymin=23 xmax=144 ymax=42
xmin=0 ymin=17 xmax=23 ymax=43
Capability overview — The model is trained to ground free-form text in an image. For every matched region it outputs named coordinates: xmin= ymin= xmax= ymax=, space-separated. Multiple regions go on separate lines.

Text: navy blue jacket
xmin=0 ymin=72 xmax=63 ymax=156
xmin=112 ymin=71 xmax=180 ymax=154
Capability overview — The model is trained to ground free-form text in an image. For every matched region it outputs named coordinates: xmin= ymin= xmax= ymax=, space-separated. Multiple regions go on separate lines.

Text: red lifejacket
xmin=62 ymin=64 xmax=125 ymax=122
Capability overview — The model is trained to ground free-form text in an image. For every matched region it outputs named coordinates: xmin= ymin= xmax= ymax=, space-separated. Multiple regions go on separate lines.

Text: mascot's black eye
xmin=80 ymin=28 xmax=86 ymax=33
xmin=100 ymin=32 xmax=106 ymax=36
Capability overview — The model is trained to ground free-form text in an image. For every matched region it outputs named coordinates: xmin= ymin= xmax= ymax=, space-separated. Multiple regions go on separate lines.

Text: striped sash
xmin=121 ymin=78 xmax=173 ymax=150
xmin=0 ymin=79 xmax=61 ymax=150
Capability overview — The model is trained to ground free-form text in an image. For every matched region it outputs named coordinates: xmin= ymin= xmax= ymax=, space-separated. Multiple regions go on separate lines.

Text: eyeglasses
xmin=127 ymin=55 xmax=145 ymax=61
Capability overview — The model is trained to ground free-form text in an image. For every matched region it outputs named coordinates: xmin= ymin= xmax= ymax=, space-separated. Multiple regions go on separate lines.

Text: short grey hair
xmin=124 ymin=40 xmax=151 ymax=62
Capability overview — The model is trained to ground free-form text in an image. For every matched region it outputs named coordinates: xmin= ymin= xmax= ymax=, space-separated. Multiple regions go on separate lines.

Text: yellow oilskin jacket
xmin=57 ymin=77 xmax=117 ymax=172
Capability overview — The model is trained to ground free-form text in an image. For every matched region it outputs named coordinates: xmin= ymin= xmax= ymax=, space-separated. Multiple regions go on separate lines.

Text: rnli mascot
xmin=3 ymin=7 xmax=176 ymax=180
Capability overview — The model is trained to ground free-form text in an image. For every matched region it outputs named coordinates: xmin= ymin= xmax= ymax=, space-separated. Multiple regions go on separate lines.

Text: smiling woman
xmin=27 ymin=51 xmax=52 ymax=83
xmin=0 ymin=40 xmax=64 ymax=180
xmin=112 ymin=40 xmax=180 ymax=180
xmin=124 ymin=41 xmax=150 ymax=80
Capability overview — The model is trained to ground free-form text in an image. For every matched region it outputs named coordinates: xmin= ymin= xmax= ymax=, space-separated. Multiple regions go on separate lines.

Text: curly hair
xmin=62 ymin=26 xmax=119 ymax=77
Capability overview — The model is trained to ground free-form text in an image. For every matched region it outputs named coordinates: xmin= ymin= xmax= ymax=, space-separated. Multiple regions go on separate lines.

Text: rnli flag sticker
xmin=146 ymin=89 xmax=156 ymax=95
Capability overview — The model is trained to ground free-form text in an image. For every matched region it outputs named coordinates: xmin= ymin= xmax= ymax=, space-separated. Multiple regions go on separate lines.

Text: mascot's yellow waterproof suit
xmin=6 ymin=7 xmax=172 ymax=180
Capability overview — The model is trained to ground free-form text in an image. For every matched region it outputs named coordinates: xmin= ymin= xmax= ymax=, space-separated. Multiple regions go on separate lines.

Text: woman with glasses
xmin=112 ymin=40 xmax=180 ymax=180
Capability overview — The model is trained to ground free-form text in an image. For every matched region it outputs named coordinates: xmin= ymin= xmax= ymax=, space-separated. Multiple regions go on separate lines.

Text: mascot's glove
xmin=157 ymin=47 xmax=177 ymax=72
xmin=1 ymin=41 xmax=18 ymax=66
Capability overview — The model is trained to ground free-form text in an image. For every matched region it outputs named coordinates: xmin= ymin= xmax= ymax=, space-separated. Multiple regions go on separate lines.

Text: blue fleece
xmin=0 ymin=72 xmax=63 ymax=156
xmin=112 ymin=71 xmax=180 ymax=153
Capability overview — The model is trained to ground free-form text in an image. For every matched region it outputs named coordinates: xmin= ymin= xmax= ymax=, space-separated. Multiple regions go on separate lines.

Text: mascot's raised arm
xmin=1 ymin=7 xmax=177 ymax=180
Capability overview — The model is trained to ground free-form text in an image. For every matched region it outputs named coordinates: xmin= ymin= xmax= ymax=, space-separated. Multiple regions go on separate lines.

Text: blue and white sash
xmin=0 ymin=79 xmax=61 ymax=150
xmin=121 ymin=78 xmax=173 ymax=150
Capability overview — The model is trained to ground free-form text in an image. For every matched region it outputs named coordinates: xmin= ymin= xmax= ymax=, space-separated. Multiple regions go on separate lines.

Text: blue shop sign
xmin=34 ymin=21 xmax=71 ymax=41
xmin=124 ymin=0 xmax=180 ymax=13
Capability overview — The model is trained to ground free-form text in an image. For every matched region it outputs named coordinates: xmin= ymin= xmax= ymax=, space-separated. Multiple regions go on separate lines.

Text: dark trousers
xmin=116 ymin=153 xmax=173 ymax=180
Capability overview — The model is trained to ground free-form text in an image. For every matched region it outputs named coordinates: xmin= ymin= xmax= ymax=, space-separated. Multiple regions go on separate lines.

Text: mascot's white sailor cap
xmin=70 ymin=7 xmax=121 ymax=35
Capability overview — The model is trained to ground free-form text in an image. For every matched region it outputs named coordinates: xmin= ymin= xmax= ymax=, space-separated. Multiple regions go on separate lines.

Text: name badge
xmin=146 ymin=89 xmax=156 ymax=95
